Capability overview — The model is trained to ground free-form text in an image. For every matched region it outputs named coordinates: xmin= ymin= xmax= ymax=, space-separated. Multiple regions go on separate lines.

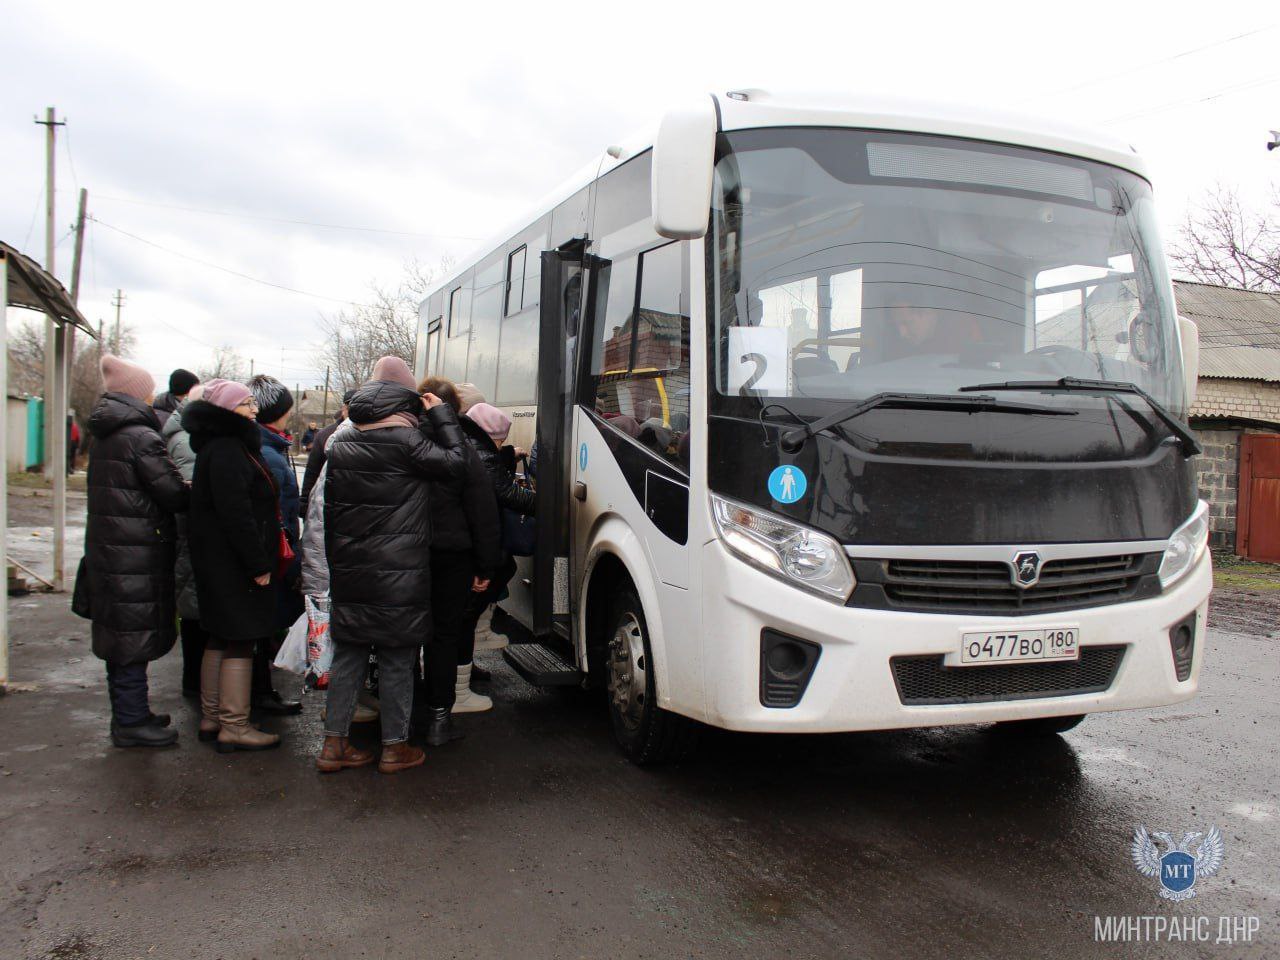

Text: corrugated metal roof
xmin=1175 ymin=280 xmax=1280 ymax=382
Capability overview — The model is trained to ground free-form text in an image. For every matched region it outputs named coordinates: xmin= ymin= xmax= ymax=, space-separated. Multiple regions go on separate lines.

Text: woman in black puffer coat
xmin=75 ymin=356 xmax=188 ymax=748
xmin=415 ymin=376 xmax=502 ymax=744
xmin=184 ymin=379 xmax=283 ymax=754
xmin=318 ymin=357 xmax=467 ymax=775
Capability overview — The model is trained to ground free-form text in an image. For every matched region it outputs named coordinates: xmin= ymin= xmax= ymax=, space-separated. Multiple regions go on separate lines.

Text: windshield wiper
xmin=958 ymin=376 xmax=1201 ymax=456
xmin=777 ymin=391 xmax=1076 ymax=454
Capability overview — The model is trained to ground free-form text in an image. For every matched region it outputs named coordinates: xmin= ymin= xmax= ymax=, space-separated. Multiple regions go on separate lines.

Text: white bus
xmin=417 ymin=90 xmax=1211 ymax=764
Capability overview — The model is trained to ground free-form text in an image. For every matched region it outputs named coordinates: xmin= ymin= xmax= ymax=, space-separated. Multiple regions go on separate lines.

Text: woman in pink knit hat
xmin=73 ymin=355 xmax=189 ymax=748
xmin=182 ymin=378 xmax=286 ymax=753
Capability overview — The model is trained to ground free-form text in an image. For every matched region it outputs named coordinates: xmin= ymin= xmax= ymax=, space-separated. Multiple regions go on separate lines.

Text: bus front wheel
xmin=605 ymin=587 xmax=697 ymax=765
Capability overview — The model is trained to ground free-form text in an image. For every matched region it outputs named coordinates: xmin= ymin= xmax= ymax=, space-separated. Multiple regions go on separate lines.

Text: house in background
xmin=1178 ymin=280 xmax=1280 ymax=557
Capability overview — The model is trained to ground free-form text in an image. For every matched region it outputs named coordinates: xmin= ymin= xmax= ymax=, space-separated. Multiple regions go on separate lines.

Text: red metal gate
xmin=1236 ymin=434 xmax=1280 ymax=561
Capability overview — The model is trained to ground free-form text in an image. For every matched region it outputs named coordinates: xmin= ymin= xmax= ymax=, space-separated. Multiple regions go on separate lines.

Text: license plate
xmin=958 ymin=628 xmax=1080 ymax=665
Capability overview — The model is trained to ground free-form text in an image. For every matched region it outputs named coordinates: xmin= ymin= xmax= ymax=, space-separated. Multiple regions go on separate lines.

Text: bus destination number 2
xmin=958 ymin=628 xmax=1080 ymax=665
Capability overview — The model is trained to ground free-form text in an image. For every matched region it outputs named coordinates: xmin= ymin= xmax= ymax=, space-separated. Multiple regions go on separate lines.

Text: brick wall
xmin=1191 ymin=379 xmax=1280 ymax=423
xmin=1193 ymin=428 xmax=1241 ymax=550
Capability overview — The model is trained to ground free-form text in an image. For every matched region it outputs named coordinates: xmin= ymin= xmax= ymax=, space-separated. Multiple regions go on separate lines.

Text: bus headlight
xmin=710 ymin=493 xmax=855 ymax=601
xmin=1158 ymin=501 xmax=1209 ymax=588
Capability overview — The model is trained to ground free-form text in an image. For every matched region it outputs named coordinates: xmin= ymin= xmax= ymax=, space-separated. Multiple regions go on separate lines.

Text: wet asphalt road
xmin=1 ymin=589 xmax=1277 ymax=960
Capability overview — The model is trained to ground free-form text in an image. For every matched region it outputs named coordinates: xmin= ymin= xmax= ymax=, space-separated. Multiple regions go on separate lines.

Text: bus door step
xmin=503 ymin=643 xmax=582 ymax=687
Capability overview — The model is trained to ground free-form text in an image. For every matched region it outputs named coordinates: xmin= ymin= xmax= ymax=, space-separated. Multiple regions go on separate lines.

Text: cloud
xmin=3 ymin=1 xmax=1278 ymax=388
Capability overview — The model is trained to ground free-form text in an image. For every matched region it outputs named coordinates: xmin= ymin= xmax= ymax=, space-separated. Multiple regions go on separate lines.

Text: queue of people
xmin=74 ymin=354 xmax=534 ymax=772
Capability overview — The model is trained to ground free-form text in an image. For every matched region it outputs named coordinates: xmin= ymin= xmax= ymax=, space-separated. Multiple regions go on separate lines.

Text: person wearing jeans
xmin=75 ymin=355 xmax=188 ymax=748
xmin=319 ymin=357 xmax=468 ymax=774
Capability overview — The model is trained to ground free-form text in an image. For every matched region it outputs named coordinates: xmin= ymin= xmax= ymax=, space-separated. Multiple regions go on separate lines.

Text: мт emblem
xmin=1131 ymin=826 xmax=1224 ymax=901
xmin=1011 ymin=551 xmax=1041 ymax=588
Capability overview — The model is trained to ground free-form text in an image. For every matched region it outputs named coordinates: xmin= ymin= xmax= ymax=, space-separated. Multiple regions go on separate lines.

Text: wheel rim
xmin=608 ymin=612 xmax=646 ymax=734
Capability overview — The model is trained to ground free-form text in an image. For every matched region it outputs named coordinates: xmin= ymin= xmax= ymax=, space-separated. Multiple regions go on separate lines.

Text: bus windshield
xmin=709 ymin=128 xmax=1185 ymax=418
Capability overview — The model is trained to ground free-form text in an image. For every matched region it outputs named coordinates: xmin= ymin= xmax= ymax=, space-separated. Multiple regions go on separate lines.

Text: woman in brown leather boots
xmin=184 ymin=378 xmax=285 ymax=753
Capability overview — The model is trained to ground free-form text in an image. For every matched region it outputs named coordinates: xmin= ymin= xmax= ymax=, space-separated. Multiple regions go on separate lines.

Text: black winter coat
xmin=459 ymin=415 xmax=536 ymax=516
xmin=184 ymin=401 xmax=281 ymax=642
xmin=420 ymin=417 xmax=502 ymax=576
xmin=80 ymin=393 xmax=188 ymax=665
xmin=325 ymin=383 xmax=468 ymax=647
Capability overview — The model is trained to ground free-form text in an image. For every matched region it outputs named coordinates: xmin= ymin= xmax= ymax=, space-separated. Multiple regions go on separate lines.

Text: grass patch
xmin=1211 ymin=550 xmax=1280 ymax=590
xmin=6 ymin=471 xmax=86 ymax=492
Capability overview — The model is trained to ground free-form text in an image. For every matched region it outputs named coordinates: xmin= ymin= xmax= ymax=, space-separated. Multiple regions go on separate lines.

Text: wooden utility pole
xmin=35 ymin=107 xmax=65 ymax=479
xmin=69 ymin=189 xmax=88 ymax=304
xmin=65 ymin=188 xmax=88 ymax=468
xmin=322 ymin=365 xmax=331 ymax=420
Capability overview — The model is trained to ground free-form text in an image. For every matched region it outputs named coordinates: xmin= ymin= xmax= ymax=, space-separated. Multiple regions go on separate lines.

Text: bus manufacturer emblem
xmin=1011 ymin=551 xmax=1041 ymax=589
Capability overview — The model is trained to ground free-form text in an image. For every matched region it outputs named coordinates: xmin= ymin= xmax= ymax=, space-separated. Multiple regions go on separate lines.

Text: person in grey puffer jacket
xmin=163 ymin=385 xmax=205 ymax=699
xmin=298 ymin=419 xmax=379 ymax=725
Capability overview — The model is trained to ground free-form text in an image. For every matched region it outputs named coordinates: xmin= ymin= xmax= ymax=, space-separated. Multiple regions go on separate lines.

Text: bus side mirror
xmin=651 ymin=98 xmax=717 ymax=240
xmin=1178 ymin=315 xmax=1199 ymax=407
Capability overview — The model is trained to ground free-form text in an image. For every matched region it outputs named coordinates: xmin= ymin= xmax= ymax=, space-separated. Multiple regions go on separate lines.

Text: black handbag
xmin=501 ymin=509 xmax=537 ymax=557
xmin=71 ymin=556 xmax=92 ymax=618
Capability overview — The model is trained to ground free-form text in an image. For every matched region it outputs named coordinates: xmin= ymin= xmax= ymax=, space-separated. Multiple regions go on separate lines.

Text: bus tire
xmin=605 ymin=586 xmax=697 ymax=765
xmin=995 ymin=713 xmax=1086 ymax=736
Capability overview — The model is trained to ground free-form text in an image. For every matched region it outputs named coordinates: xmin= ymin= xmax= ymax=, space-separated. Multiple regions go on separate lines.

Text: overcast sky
xmin=2 ymin=1 xmax=1278 ymax=392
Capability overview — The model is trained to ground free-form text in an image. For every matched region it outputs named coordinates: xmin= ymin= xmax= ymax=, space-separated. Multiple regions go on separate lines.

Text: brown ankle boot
xmin=198 ymin=649 xmax=223 ymax=742
xmin=316 ymin=735 xmax=375 ymax=773
xmin=378 ymin=741 xmax=425 ymax=774
xmin=217 ymin=658 xmax=281 ymax=753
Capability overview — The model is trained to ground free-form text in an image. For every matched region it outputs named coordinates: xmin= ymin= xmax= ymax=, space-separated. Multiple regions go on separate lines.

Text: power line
xmin=93 ymin=193 xmax=483 ymax=241
xmin=20 ymin=184 xmax=42 ymax=252
xmin=1103 ymin=71 xmax=1280 ymax=125
xmin=62 ymin=123 xmax=82 ymax=192
xmin=88 ymin=215 xmax=374 ymax=306
xmin=1032 ymin=25 xmax=1278 ymax=100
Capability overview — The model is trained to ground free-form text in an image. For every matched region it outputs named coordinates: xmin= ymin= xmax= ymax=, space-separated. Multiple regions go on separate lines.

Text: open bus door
xmin=502 ymin=239 xmax=588 ymax=685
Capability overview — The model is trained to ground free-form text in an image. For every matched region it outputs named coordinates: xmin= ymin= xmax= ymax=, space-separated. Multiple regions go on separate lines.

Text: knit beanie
xmin=100 ymin=354 xmax=155 ymax=402
xmin=249 ymin=375 xmax=294 ymax=424
xmin=455 ymin=382 xmax=485 ymax=414
xmin=370 ymin=356 xmax=417 ymax=390
xmin=169 ymin=368 xmax=200 ymax=397
xmin=186 ymin=383 xmax=205 ymax=403
xmin=466 ymin=402 xmax=512 ymax=444
xmin=203 ymin=378 xmax=252 ymax=412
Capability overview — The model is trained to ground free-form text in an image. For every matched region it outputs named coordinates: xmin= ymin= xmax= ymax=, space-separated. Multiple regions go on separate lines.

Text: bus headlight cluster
xmin=1158 ymin=500 xmax=1209 ymax=588
xmin=710 ymin=493 xmax=855 ymax=601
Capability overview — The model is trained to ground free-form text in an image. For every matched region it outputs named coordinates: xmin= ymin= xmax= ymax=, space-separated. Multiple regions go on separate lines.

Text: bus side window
xmin=590 ymin=241 xmax=690 ymax=471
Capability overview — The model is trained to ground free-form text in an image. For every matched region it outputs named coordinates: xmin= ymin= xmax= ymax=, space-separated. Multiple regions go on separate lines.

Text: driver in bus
xmin=887 ymin=299 xmax=982 ymax=357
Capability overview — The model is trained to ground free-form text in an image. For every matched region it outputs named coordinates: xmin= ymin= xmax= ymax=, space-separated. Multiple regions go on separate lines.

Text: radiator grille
xmin=859 ymin=553 xmax=1160 ymax=614
xmin=890 ymin=645 xmax=1125 ymax=705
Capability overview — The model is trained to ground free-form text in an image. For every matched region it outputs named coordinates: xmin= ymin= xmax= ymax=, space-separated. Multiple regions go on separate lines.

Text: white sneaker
xmin=452 ymin=663 xmax=492 ymax=713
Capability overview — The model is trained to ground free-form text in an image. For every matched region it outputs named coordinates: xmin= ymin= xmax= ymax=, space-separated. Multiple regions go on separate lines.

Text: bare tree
xmin=199 ymin=345 xmax=250 ymax=382
xmin=6 ymin=315 xmax=138 ymax=452
xmin=316 ymin=256 xmax=454 ymax=392
xmin=1170 ymin=185 xmax=1280 ymax=291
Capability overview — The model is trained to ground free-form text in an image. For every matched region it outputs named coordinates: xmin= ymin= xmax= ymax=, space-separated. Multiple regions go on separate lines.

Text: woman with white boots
xmin=184 ymin=379 xmax=284 ymax=753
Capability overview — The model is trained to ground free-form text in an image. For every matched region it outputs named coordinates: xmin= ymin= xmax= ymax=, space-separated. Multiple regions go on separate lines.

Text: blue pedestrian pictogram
xmin=768 ymin=464 xmax=807 ymax=504
xmin=579 ymin=442 xmax=588 ymax=472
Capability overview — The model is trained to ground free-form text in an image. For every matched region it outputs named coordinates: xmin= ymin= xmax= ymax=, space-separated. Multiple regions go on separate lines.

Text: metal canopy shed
xmin=1 ymin=241 xmax=95 ymax=691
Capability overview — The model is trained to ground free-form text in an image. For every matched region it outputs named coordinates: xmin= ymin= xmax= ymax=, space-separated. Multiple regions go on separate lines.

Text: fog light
xmin=760 ymin=630 xmax=821 ymax=708
xmin=1168 ymin=613 xmax=1196 ymax=682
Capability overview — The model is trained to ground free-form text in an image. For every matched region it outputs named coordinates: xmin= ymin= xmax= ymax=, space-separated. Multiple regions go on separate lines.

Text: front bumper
xmin=696 ymin=540 xmax=1212 ymax=733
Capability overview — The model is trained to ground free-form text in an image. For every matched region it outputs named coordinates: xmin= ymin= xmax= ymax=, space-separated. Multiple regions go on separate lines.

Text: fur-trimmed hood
xmin=182 ymin=399 xmax=262 ymax=454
